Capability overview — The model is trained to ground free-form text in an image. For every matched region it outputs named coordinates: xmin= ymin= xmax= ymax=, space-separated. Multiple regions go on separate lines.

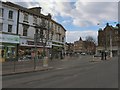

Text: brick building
xmin=97 ymin=23 xmax=119 ymax=56
xmin=65 ymin=42 xmax=74 ymax=55
xmin=73 ymin=37 xmax=96 ymax=54
xmin=74 ymin=37 xmax=85 ymax=53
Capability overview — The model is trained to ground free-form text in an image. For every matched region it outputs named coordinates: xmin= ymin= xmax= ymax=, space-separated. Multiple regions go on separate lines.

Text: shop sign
xmin=0 ymin=33 xmax=19 ymax=44
xmin=47 ymin=41 xmax=52 ymax=48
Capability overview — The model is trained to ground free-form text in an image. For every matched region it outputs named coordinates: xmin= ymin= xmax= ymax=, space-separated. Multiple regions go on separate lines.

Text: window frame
xmin=23 ymin=25 xmax=29 ymax=36
xmin=8 ymin=10 xmax=13 ymax=19
xmin=8 ymin=24 xmax=12 ymax=32
xmin=33 ymin=16 xmax=37 ymax=24
xmin=0 ymin=23 xmax=3 ymax=31
xmin=0 ymin=8 xmax=4 ymax=17
xmin=23 ymin=13 xmax=29 ymax=22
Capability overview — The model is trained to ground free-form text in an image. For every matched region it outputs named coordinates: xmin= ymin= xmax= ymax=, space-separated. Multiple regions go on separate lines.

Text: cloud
xmin=2 ymin=0 xmax=118 ymax=43
xmin=72 ymin=2 xmax=118 ymax=27
xmin=33 ymin=1 xmax=118 ymax=27
xmin=9 ymin=0 xmax=118 ymax=27
xmin=62 ymin=20 xmax=71 ymax=25
xmin=66 ymin=30 xmax=98 ymax=43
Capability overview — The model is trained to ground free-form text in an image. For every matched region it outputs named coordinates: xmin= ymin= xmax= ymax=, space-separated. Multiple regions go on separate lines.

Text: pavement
xmin=2 ymin=55 xmax=110 ymax=76
xmin=2 ymin=56 xmax=76 ymax=76
xmin=2 ymin=55 xmax=118 ymax=88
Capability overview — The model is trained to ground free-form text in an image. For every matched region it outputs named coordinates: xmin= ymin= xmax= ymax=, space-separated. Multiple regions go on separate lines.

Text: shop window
xmin=8 ymin=10 xmax=13 ymax=19
xmin=6 ymin=46 xmax=16 ymax=58
xmin=0 ymin=46 xmax=5 ymax=58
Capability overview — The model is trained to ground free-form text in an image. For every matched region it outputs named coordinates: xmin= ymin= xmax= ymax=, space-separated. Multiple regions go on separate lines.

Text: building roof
xmin=79 ymin=37 xmax=82 ymax=41
xmin=2 ymin=1 xmax=66 ymax=32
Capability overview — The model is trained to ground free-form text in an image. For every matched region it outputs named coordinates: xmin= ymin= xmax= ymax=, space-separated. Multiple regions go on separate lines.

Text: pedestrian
xmin=105 ymin=52 xmax=107 ymax=60
xmin=38 ymin=51 xmax=40 ymax=59
xmin=101 ymin=52 xmax=104 ymax=60
xmin=1 ymin=49 xmax=4 ymax=58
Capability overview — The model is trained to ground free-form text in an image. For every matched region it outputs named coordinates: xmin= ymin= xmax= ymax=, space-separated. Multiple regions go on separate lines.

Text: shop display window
xmin=6 ymin=46 xmax=16 ymax=58
xmin=0 ymin=46 xmax=5 ymax=58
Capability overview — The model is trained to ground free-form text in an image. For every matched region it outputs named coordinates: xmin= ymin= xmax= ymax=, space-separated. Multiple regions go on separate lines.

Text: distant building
xmin=73 ymin=37 xmax=96 ymax=54
xmin=97 ymin=23 xmax=119 ymax=56
xmin=65 ymin=42 xmax=74 ymax=55
xmin=74 ymin=37 xmax=85 ymax=53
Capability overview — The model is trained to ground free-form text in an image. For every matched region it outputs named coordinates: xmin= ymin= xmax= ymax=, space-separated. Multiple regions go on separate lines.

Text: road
xmin=2 ymin=55 xmax=118 ymax=88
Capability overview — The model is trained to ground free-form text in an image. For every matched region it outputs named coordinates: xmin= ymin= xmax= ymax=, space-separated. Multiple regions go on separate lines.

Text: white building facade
xmin=0 ymin=2 xmax=66 ymax=61
xmin=0 ymin=2 xmax=19 ymax=62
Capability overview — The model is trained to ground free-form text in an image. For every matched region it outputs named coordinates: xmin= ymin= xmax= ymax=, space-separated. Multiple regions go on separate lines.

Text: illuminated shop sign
xmin=0 ymin=33 xmax=20 ymax=44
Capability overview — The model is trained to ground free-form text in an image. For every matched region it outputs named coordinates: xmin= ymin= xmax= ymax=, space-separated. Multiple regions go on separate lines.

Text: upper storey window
xmin=23 ymin=13 xmax=29 ymax=23
xmin=8 ymin=10 xmax=13 ymax=19
xmin=33 ymin=16 xmax=37 ymax=24
xmin=0 ymin=8 xmax=4 ymax=17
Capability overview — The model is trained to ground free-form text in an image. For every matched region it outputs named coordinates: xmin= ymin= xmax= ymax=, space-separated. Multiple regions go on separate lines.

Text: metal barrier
xmin=2 ymin=58 xmax=43 ymax=75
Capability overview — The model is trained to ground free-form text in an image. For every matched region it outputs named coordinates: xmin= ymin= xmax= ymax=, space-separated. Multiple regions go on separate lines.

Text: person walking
xmin=101 ymin=51 xmax=104 ymax=60
xmin=1 ymin=49 xmax=4 ymax=58
xmin=105 ymin=52 xmax=107 ymax=60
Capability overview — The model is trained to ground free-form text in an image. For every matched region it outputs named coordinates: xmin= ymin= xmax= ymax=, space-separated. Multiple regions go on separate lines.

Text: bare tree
xmin=85 ymin=36 xmax=96 ymax=43
xmin=84 ymin=36 xmax=96 ymax=54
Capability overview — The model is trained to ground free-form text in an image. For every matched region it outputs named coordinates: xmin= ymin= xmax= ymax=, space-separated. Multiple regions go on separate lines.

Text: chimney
xmin=79 ymin=37 xmax=82 ymax=41
xmin=47 ymin=13 xmax=52 ymax=19
xmin=29 ymin=7 xmax=42 ymax=14
xmin=116 ymin=23 xmax=120 ymax=28
xmin=106 ymin=23 xmax=109 ymax=26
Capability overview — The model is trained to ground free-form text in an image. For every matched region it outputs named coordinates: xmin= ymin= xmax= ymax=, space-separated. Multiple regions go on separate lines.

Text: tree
xmin=85 ymin=36 xmax=96 ymax=43
xmin=84 ymin=36 xmax=96 ymax=54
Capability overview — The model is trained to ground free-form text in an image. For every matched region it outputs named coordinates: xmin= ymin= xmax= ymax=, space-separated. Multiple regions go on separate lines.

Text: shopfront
xmin=51 ymin=42 xmax=65 ymax=59
xmin=0 ymin=33 xmax=19 ymax=62
xmin=19 ymin=38 xmax=45 ymax=60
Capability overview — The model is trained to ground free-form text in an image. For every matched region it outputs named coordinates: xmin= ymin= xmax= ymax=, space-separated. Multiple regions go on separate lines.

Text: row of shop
xmin=0 ymin=33 xmax=65 ymax=62
xmin=96 ymin=46 xmax=119 ymax=57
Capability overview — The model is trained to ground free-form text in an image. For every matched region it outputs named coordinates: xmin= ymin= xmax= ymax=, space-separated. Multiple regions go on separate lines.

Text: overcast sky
xmin=2 ymin=0 xmax=119 ymax=43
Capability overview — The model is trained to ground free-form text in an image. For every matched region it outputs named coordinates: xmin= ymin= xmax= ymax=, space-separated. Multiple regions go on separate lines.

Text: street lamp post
xmin=110 ymin=30 xmax=113 ymax=58
xmin=34 ymin=27 xmax=40 ymax=70
xmin=40 ymin=18 xmax=49 ymax=67
xmin=34 ymin=17 xmax=50 ymax=68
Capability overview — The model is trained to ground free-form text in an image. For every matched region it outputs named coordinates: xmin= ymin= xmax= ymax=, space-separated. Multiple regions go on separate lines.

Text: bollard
xmin=92 ymin=55 xmax=94 ymax=61
xmin=43 ymin=56 xmax=48 ymax=67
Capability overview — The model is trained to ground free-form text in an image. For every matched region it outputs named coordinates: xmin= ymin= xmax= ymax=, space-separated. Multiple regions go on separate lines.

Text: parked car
xmin=81 ymin=53 xmax=86 ymax=55
xmin=94 ymin=54 xmax=101 ymax=57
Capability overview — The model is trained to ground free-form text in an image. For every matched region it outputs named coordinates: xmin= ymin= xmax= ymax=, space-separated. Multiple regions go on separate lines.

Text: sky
xmin=2 ymin=0 xmax=119 ymax=43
